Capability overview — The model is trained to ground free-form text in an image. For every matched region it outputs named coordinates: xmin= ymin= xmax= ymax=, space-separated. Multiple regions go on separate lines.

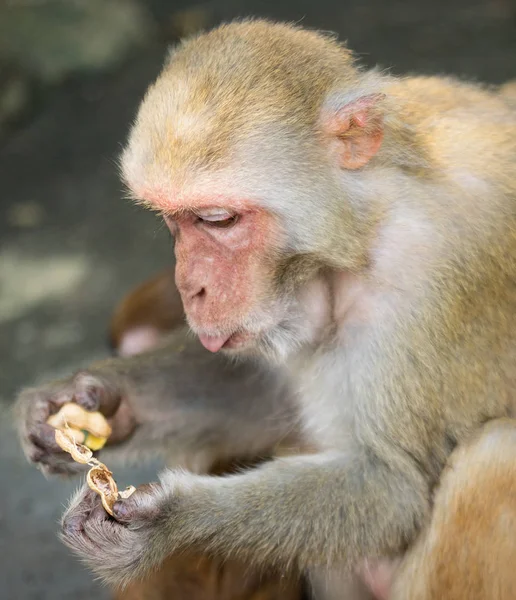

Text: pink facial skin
xmin=156 ymin=199 xmax=280 ymax=352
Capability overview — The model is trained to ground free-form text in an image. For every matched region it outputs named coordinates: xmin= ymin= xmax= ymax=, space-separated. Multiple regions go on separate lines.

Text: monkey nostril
xmin=180 ymin=284 xmax=206 ymax=305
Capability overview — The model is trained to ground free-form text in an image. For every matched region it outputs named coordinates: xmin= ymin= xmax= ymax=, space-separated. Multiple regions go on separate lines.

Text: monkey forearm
xmin=19 ymin=327 xmax=299 ymax=476
xmin=88 ymin=329 xmax=299 ymax=468
xmin=148 ymin=450 xmax=429 ymax=572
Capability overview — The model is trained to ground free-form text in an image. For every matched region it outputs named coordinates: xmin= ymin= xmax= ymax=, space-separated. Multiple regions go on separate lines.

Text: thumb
xmin=112 ymin=483 xmax=162 ymax=524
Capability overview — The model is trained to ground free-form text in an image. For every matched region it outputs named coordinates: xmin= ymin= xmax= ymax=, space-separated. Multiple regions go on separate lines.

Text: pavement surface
xmin=0 ymin=1 xmax=515 ymax=598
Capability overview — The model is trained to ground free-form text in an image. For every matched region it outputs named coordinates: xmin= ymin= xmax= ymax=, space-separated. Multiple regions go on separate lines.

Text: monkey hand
xmin=61 ymin=481 xmax=168 ymax=588
xmin=15 ymin=370 xmax=137 ymax=476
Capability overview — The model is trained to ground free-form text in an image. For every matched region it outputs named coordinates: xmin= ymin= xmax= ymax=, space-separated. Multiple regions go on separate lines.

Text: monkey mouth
xmin=198 ymin=331 xmax=256 ymax=353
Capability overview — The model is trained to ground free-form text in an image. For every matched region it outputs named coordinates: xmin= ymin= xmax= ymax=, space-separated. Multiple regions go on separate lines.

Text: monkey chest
xmin=295 ymin=362 xmax=358 ymax=449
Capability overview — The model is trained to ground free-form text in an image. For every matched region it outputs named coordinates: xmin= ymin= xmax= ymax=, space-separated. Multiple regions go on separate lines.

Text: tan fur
xmin=122 ymin=20 xmax=357 ymax=194
xmin=500 ymin=80 xmax=516 ymax=106
xmin=393 ymin=419 xmax=516 ymax=600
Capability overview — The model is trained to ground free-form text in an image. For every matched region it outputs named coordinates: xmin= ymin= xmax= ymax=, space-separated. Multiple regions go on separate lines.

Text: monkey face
xmin=163 ymin=204 xmax=315 ymax=361
xmin=119 ymin=22 xmax=385 ymax=361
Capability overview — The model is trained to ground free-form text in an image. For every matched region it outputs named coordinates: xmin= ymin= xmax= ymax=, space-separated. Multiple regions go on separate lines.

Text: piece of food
xmin=47 ymin=402 xmax=112 ymax=450
xmin=55 ymin=428 xmax=93 ymax=463
xmin=54 ymin=426 xmax=107 ymax=451
xmin=54 ymin=427 xmax=135 ymax=516
xmin=87 ymin=465 xmax=137 ymax=515
xmin=87 ymin=464 xmax=119 ymax=515
xmin=119 ymin=486 xmax=136 ymax=499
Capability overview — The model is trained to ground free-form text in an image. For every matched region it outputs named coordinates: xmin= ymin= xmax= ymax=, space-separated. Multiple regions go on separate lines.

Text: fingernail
xmin=77 ymin=388 xmax=98 ymax=411
xmin=113 ymin=501 xmax=129 ymax=520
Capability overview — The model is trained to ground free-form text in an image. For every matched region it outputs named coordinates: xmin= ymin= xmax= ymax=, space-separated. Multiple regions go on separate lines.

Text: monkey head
xmin=121 ymin=21 xmax=385 ymax=362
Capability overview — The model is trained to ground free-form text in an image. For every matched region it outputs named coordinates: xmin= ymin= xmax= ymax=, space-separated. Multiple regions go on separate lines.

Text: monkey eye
xmin=202 ymin=215 xmax=239 ymax=228
xmin=196 ymin=210 xmax=239 ymax=229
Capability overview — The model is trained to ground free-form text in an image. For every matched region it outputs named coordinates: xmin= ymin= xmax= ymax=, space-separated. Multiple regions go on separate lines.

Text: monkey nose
xmin=184 ymin=286 xmax=207 ymax=309
xmin=193 ymin=287 xmax=206 ymax=301
xmin=179 ymin=280 xmax=205 ymax=302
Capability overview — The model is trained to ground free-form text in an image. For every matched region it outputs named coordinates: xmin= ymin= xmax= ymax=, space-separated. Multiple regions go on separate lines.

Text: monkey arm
xmin=61 ymin=446 xmax=429 ymax=587
xmin=158 ymin=449 xmax=428 ymax=566
xmin=96 ymin=327 xmax=299 ymax=470
xmin=17 ymin=327 xmax=299 ymax=475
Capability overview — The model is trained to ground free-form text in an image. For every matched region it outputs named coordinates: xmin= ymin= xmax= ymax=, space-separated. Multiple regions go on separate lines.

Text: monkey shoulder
xmin=388 ymin=76 xmax=516 ymax=180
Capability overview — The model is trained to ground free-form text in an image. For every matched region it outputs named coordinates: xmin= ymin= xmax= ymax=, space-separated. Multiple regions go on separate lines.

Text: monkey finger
xmin=15 ymin=383 xmax=77 ymax=462
xmin=39 ymin=460 xmax=85 ymax=477
xmin=25 ymin=425 xmax=80 ymax=474
xmin=63 ymin=487 xmax=128 ymax=550
xmin=17 ymin=399 xmax=48 ymax=435
xmin=106 ymin=399 xmax=137 ymax=445
xmin=39 ymin=449 xmax=85 ymax=472
xmin=26 ymin=424 xmax=87 ymax=475
xmin=16 ymin=386 xmax=65 ymax=436
xmin=26 ymin=445 xmax=45 ymax=463
xmin=112 ymin=482 xmax=162 ymax=524
xmin=62 ymin=486 xmax=98 ymax=538
xmin=28 ymin=423 xmax=66 ymax=454
xmin=73 ymin=371 xmax=122 ymax=417
xmin=25 ymin=437 xmax=57 ymax=465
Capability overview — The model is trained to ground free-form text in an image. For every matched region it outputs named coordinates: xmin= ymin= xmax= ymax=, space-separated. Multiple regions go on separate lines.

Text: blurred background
xmin=0 ymin=0 xmax=514 ymax=598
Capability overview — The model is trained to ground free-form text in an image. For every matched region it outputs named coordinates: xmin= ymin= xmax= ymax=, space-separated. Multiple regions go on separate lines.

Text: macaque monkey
xmin=16 ymin=19 xmax=516 ymax=600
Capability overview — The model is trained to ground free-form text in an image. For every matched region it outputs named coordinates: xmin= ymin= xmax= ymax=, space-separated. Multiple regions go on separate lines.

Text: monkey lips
xmin=198 ymin=331 xmax=256 ymax=352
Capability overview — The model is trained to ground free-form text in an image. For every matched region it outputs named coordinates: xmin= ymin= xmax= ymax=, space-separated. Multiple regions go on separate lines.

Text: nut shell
xmin=119 ymin=486 xmax=136 ymax=499
xmin=87 ymin=465 xmax=118 ymax=515
xmin=53 ymin=425 xmax=135 ymax=517
xmin=55 ymin=429 xmax=93 ymax=463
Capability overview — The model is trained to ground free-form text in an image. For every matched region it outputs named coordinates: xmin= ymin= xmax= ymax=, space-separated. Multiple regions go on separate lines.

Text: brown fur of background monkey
xmin=109 ymin=268 xmax=183 ymax=357
xmin=117 ymin=553 xmax=302 ymax=600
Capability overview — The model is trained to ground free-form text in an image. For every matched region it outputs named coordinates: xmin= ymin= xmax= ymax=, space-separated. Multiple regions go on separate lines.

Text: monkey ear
xmin=322 ymin=93 xmax=385 ymax=170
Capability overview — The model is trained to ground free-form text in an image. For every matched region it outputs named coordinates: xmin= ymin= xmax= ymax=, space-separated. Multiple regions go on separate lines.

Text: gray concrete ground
xmin=0 ymin=0 xmax=515 ymax=598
